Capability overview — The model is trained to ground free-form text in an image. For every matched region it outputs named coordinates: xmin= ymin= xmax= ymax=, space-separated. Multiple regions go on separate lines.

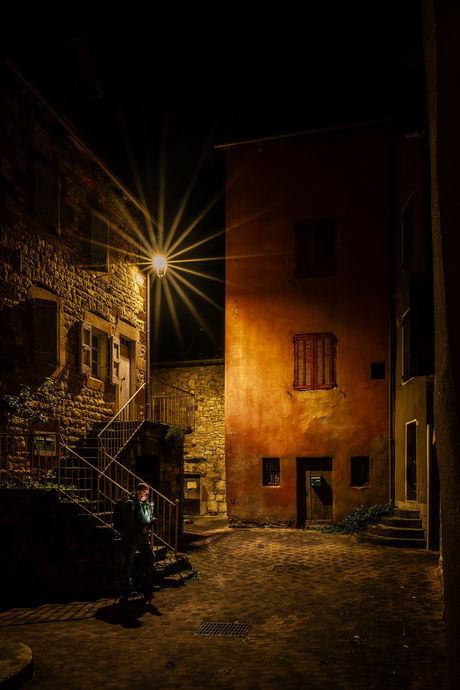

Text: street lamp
xmin=152 ymin=255 xmax=167 ymax=278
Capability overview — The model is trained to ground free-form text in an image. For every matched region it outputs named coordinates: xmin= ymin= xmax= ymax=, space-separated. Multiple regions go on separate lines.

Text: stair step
xmin=367 ymin=524 xmax=425 ymax=540
xmin=381 ymin=516 xmax=422 ymax=529
xmin=358 ymin=532 xmax=426 ymax=549
xmin=394 ymin=508 xmax=420 ymax=519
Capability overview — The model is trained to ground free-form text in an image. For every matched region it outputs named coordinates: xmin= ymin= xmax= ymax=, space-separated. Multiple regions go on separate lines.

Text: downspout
xmin=146 ymin=269 xmax=151 ymax=420
xmin=389 ymin=122 xmax=396 ymax=502
xmin=427 ymin=422 xmax=432 ymax=549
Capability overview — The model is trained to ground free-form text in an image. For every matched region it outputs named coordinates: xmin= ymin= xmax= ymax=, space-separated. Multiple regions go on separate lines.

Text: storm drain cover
xmin=194 ymin=622 xmax=251 ymax=637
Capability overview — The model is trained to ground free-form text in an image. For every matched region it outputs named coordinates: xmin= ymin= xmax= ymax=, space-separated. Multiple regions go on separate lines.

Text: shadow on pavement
xmin=94 ymin=594 xmax=163 ymax=629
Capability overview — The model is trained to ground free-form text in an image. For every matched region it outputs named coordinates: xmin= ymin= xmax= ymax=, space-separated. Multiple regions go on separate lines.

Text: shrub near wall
xmin=153 ymin=363 xmax=226 ymax=515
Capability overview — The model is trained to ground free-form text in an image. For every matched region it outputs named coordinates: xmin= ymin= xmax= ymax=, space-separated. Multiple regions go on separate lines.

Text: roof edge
xmin=215 ymin=117 xmax=396 ymax=150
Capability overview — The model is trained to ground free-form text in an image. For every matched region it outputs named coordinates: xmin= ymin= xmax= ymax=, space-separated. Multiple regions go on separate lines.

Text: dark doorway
xmin=296 ymin=457 xmax=333 ymax=527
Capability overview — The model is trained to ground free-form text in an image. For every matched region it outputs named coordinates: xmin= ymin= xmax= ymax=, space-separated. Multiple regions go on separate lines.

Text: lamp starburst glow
xmin=153 ymin=255 xmax=168 ymax=278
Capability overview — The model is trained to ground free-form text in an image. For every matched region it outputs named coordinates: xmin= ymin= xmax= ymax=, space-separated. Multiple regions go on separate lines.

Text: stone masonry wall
xmin=153 ymin=363 xmax=226 ymax=515
xmin=0 ymin=63 xmax=147 ymax=446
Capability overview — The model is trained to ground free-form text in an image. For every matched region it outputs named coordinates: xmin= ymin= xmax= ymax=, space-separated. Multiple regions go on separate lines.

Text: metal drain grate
xmin=194 ymin=622 xmax=251 ymax=637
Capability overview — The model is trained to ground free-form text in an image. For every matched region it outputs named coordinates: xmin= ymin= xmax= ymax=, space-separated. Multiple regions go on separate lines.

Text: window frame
xmin=33 ymin=298 xmax=60 ymax=366
xmin=294 ymin=217 xmax=337 ymax=279
xmin=79 ymin=321 xmax=110 ymax=382
xmin=294 ymin=333 xmax=336 ymax=391
xmin=263 ymin=458 xmax=280 ymax=486
xmin=34 ymin=160 xmax=60 ymax=235
xmin=402 ymin=192 xmax=415 ymax=271
xmin=351 ymin=456 xmax=370 ymax=487
xmin=90 ymin=209 xmax=109 ymax=269
xmin=402 ymin=309 xmax=411 ymax=383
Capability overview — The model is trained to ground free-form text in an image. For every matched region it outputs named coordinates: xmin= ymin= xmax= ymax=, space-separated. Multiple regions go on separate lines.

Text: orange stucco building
xmin=223 ymin=121 xmax=392 ymax=527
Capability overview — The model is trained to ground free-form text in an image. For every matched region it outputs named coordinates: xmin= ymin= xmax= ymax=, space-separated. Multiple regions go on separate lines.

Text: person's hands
xmin=143 ymin=526 xmax=149 ymax=534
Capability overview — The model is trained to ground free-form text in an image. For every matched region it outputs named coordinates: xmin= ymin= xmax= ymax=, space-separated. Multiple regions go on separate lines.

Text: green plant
xmin=165 ymin=426 xmax=185 ymax=449
xmin=313 ymin=501 xmax=394 ymax=535
xmin=1 ymin=378 xmax=66 ymax=434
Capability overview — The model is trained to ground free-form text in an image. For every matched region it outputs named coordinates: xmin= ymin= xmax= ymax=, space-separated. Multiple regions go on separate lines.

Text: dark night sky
xmin=2 ymin=7 xmax=412 ymax=360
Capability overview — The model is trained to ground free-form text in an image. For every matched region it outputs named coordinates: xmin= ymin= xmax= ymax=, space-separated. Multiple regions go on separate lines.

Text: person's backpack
xmin=112 ymin=494 xmax=140 ymax=532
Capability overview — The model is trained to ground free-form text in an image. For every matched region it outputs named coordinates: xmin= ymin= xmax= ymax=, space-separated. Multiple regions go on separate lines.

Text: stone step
xmin=367 ymin=523 xmax=425 ymax=540
xmin=394 ymin=508 xmax=420 ymax=519
xmin=357 ymin=531 xmax=426 ymax=549
xmin=381 ymin=516 xmax=422 ymax=529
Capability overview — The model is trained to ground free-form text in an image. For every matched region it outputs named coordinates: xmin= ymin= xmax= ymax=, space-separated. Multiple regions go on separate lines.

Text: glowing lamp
xmin=153 ymin=255 xmax=167 ymax=278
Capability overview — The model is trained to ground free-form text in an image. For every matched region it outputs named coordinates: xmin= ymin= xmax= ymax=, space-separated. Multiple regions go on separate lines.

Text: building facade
xmin=0 ymin=57 xmax=148 ymax=448
xmin=393 ymin=128 xmax=438 ymax=547
xmin=222 ymin=122 xmax=392 ymax=527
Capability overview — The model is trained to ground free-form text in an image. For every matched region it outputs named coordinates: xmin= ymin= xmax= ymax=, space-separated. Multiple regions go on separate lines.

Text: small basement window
xmin=351 ymin=457 xmax=370 ymax=487
xmin=263 ymin=458 xmax=280 ymax=486
xmin=371 ymin=363 xmax=386 ymax=380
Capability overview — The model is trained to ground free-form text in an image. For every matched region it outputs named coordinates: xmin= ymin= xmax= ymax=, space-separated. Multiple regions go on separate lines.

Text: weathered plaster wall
xmin=153 ymin=363 xmax=226 ymax=515
xmin=225 ymin=125 xmax=391 ymax=527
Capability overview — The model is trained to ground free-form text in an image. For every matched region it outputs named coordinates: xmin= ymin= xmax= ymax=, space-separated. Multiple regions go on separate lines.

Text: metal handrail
xmin=60 ymin=441 xmax=179 ymax=555
xmin=97 ymin=376 xmax=194 ymax=472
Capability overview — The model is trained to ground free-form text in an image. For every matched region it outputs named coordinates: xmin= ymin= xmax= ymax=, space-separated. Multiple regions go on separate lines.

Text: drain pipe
xmin=426 ymin=423 xmax=432 ymax=550
xmin=146 ymin=268 xmax=152 ymax=420
xmin=388 ymin=121 xmax=396 ymax=503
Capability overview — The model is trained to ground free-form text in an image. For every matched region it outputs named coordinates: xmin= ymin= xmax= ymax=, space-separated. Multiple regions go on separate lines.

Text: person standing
xmin=121 ymin=483 xmax=158 ymax=594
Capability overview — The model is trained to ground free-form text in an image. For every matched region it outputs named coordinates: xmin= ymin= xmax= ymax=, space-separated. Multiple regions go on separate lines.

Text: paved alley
xmin=0 ymin=519 xmax=444 ymax=690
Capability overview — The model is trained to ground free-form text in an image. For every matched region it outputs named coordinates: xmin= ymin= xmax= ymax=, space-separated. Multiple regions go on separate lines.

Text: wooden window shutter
xmin=294 ymin=332 xmax=335 ymax=391
xmin=35 ymin=161 xmax=60 ymax=234
xmin=34 ymin=299 xmax=59 ymax=365
xmin=90 ymin=210 xmax=109 ymax=268
xmin=315 ymin=333 xmax=334 ymax=389
xmin=79 ymin=322 xmax=92 ymax=376
xmin=294 ymin=334 xmax=313 ymax=390
xmin=111 ymin=335 xmax=121 ymax=385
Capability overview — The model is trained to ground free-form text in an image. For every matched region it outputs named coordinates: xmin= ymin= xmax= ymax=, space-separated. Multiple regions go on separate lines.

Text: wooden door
xmin=297 ymin=457 xmax=333 ymax=527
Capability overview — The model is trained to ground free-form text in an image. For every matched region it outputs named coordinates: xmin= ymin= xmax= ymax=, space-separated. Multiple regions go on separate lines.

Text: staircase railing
xmin=0 ymin=377 xmax=193 ymax=557
xmin=97 ymin=376 xmax=194 ymax=471
xmin=59 ymin=441 xmax=179 ymax=555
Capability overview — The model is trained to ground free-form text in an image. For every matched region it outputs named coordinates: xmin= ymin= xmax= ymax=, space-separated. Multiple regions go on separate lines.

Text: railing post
xmin=175 ymin=498 xmax=179 ymax=558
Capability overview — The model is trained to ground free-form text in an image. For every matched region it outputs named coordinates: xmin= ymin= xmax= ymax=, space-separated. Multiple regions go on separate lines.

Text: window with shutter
xmin=35 ymin=161 xmax=60 ymax=234
xmin=79 ymin=322 xmax=92 ymax=376
xmin=294 ymin=218 xmax=337 ymax=279
xmin=294 ymin=333 xmax=335 ymax=391
xmin=402 ymin=310 xmax=411 ymax=382
xmin=402 ymin=193 xmax=415 ymax=270
xmin=34 ymin=299 xmax=59 ymax=365
xmin=90 ymin=210 xmax=109 ymax=268
xmin=111 ymin=335 xmax=121 ymax=385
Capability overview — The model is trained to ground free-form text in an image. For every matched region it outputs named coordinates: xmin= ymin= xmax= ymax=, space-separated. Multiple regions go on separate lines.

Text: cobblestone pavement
xmin=0 ymin=519 xmax=445 ymax=690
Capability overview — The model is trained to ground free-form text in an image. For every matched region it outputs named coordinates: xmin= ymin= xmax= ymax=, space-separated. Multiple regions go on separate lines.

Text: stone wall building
xmin=0 ymin=57 xmax=150 ymax=445
xmin=153 ymin=361 xmax=226 ymax=515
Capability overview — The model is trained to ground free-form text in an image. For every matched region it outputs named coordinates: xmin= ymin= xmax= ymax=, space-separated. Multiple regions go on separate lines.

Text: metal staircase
xmin=55 ymin=377 xmax=194 ymax=555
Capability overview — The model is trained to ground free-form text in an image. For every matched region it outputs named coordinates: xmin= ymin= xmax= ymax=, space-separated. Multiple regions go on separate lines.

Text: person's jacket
xmin=122 ymin=493 xmax=156 ymax=546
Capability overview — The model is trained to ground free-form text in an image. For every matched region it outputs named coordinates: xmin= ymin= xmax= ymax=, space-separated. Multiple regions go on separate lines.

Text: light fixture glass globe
xmin=153 ymin=255 xmax=167 ymax=277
